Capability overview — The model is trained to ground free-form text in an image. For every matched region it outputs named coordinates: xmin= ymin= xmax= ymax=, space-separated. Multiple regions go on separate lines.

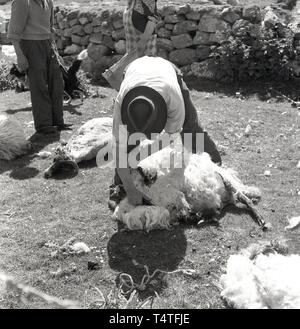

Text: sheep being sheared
xmin=0 ymin=114 xmax=31 ymax=160
xmin=220 ymin=240 xmax=300 ymax=309
xmin=113 ymin=136 xmax=263 ymax=231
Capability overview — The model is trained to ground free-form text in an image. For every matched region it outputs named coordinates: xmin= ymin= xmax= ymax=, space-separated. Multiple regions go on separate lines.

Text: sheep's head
xmin=136 ymin=166 xmax=157 ymax=187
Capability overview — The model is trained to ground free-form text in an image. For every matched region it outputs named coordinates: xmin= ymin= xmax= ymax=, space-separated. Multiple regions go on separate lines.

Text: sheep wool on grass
xmin=0 ymin=114 xmax=31 ymax=160
xmin=113 ymin=136 xmax=262 ymax=231
xmin=221 ymin=242 xmax=300 ymax=309
xmin=44 ymin=117 xmax=113 ymax=178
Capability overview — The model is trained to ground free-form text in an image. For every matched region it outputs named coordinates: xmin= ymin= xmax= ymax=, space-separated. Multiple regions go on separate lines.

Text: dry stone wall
xmin=1 ymin=1 xmax=297 ymax=80
xmin=54 ymin=2 xmax=270 ymax=79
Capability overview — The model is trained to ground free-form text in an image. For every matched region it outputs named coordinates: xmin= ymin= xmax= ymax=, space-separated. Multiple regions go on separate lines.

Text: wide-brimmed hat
xmin=121 ymin=86 xmax=167 ymax=138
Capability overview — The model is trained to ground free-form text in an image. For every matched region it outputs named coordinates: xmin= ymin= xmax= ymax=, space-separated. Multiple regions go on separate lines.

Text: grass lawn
xmin=0 ymin=78 xmax=299 ymax=308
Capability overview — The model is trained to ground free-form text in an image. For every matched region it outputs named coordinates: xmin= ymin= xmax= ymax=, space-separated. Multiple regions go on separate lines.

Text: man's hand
xmin=117 ymin=168 xmax=143 ymax=206
xmin=17 ymin=53 xmax=29 ymax=72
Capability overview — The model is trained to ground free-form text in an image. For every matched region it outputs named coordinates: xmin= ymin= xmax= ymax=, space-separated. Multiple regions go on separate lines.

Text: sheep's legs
xmin=219 ymin=173 xmax=266 ymax=229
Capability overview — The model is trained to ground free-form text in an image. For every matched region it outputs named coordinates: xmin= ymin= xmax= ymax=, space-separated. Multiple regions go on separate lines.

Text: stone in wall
xmin=169 ymin=48 xmax=197 ymax=66
xmin=157 ymin=48 xmax=169 ymax=60
xmin=87 ymin=43 xmax=110 ymax=61
xmin=220 ymin=7 xmax=241 ymax=24
xmin=67 ymin=10 xmax=79 ymax=21
xmin=112 ymin=28 xmax=125 ymax=41
xmin=171 ymin=33 xmax=193 ymax=49
xmin=114 ymin=40 xmax=126 ymax=55
xmin=63 ymin=28 xmax=72 ymax=38
xmin=71 ymin=25 xmax=85 ymax=36
xmin=159 ymin=5 xmax=177 ymax=17
xmin=84 ymin=24 xmax=93 ymax=34
xmin=164 ymin=14 xmax=182 ymax=24
xmin=55 ymin=12 xmax=64 ymax=22
xmin=80 ymin=35 xmax=90 ymax=47
xmin=193 ymin=31 xmax=211 ymax=45
xmin=79 ymin=17 xmax=89 ymax=26
xmin=164 ymin=24 xmax=174 ymax=31
xmin=172 ymin=21 xmax=198 ymax=35
xmin=89 ymin=33 xmax=103 ymax=44
xmin=56 ymin=37 xmax=71 ymax=50
xmin=185 ymin=10 xmax=201 ymax=21
xmin=157 ymin=27 xmax=172 ymax=38
xmin=196 ymin=45 xmax=211 ymax=60
xmin=58 ymin=19 xmax=68 ymax=30
xmin=102 ymin=35 xmax=114 ymax=49
xmin=198 ymin=14 xmax=231 ymax=33
xmin=242 ymin=5 xmax=262 ymax=23
xmin=71 ymin=34 xmax=82 ymax=45
xmin=157 ymin=38 xmax=174 ymax=51
xmin=92 ymin=17 xmax=102 ymax=27
xmin=64 ymin=44 xmax=82 ymax=55
xmin=69 ymin=18 xmax=79 ymax=27
xmin=177 ymin=4 xmax=192 ymax=15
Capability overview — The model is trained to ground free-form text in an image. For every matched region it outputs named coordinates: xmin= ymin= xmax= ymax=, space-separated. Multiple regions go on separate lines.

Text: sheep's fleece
xmin=44 ymin=117 xmax=113 ymax=177
xmin=113 ymin=136 xmax=261 ymax=231
xmin=0 ymin=114 xmax=31 ymax=160
xmin=221 ymin=241 xmax=300 ymax=309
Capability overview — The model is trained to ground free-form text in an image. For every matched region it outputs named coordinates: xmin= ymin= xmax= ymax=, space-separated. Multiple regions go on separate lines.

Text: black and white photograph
xmin=0 ymin=0 xmax=299 ymax=317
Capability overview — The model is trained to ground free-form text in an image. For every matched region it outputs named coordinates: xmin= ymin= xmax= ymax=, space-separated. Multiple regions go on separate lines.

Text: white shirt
xmin=113 ymin=56 xmax=185 ymax=147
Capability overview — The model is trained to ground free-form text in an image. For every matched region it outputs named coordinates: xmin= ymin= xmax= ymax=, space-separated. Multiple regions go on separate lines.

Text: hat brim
xmin=121 ymin=86 xmax=167 ymax=138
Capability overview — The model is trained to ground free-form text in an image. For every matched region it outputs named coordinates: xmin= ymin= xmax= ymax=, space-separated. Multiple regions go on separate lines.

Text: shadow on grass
xmin=5 ymin=106 xmax=32 ymax=115
xmin=218 ymin=203 xmax=264 ymax=229
xmin=5 ymin=103 xmax=82 ymax=116
xmin=106 ymin=201 xmax=267 ymax=301
xmin=107 ymin=226 xmax=187 ymax=299
xmin=78 ymin=158 xmax=97 ymax=169
xmin=63 ymin=104 xmax=82 ymax=116
xmin=0 ymin=131 xmax=61 ymax=179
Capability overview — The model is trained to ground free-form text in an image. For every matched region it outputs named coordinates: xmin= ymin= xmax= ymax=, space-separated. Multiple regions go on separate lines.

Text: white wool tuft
xmin=285 ymin=216 xmax=300 ymax=231
xmin=113 ymin=198 xmax=171 ymax=231
xmin=221 ymin=253 xmax=300 ymax=309
xmin=70 ymin=242 xmax=91 ymax=254
xmin=0 ymin=114 xmax=31 ymax=160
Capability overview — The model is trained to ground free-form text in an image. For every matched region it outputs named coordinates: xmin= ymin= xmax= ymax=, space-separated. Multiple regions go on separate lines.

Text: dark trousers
xmin=173 ymin=67 xmax=222 ymax=165
xmin=20 ymin=39 xmax=64 ymax=131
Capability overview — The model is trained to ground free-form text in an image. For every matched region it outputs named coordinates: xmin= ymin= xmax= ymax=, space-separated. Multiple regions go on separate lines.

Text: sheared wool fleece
xmin=63 ymin=117 xmax=113 ymax=163
xmin=0 ymin=114 xmax=31 ymax=160
xmin=114 ymin=137 xmax=261 ymax=231
xmin=221 ymin=250 xmax=300 ymax=309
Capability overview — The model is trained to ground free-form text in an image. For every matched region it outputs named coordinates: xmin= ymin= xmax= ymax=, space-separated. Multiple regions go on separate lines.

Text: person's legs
xmin=174 ymin=68 xmax=222 ymax=164
xmin=48 ymin=41 xmax=64 ymax=127
xmin=20 ymin=40 xmax=54 ymax=132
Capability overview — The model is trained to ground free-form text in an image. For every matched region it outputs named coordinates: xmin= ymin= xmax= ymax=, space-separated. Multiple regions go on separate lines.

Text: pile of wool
xmin=113 ymin=136 xmax=261 ymax=231
xmin=44 ymin=117 xmax=113 ymax=178
xmin=221 ymin=241 xmax=300 ymax=309
xmin=0 ymin=114 xmax=31 ymax=160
